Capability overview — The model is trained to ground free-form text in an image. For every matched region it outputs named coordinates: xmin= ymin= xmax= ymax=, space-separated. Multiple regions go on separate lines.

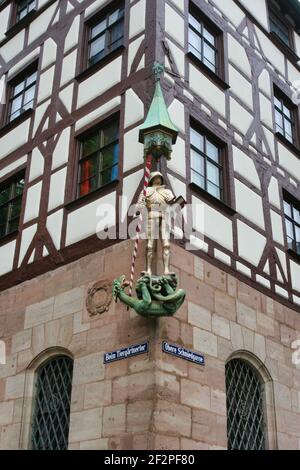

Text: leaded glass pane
xmin=31 ymin=356 xmax=73 ymax=450
xmin=226 ymin=359 xmax=266 ymax=450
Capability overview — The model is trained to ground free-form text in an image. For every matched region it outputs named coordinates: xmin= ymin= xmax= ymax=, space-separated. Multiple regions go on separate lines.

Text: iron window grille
xmin=0 ymin=173 xmax=24 ymax=239
xmin=284 ymin=197 xmax=300 ymax=255
xmin=8 ymin=68 xmax=37 ymax=123
xmin=274 ymin=91 xmax=296 ymax=145
xmin=188 ymin=12 xmax=218 ymax=75
xmin=78 ymin=119 xmax=119 ymax=197
xmin=226 ymin=359 xmax=266 ymax=450
xmin=190 ymin=126 xmax=224 ymax=201
xmin=88 ymin=6 xmax=124 ymax=67
xmin=31 ymin=356 xmax=74 ymax=450
xmin=16 ymin=0 xmax=36 ymax=22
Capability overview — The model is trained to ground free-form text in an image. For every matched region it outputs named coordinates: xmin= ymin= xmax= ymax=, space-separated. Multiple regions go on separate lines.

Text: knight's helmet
xmin=148 ymin=171 xmax=165 ymax=187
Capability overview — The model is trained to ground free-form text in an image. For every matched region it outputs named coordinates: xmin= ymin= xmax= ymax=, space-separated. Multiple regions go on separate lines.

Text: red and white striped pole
xmin=128 ymin=154 xmax=153 ymax=298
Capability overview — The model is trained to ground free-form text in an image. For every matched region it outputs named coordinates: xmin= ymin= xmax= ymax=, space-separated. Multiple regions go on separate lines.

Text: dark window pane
xmin=90 ymin=34 xmax=105 ymax=59
xmin=82 ymin=135 xmax=99 ymax=157
xmin=0 ymin=205 xmax=8 ymax=225
xmin=284 ymin=201 xmax=291 ymax=217
xmin=91 ymin=20 xmax=106 ymax=39
xmin=102 ymin=122 xmax=119 ymax=146
xmin=0 ymin=187 xmax=11 ymax=206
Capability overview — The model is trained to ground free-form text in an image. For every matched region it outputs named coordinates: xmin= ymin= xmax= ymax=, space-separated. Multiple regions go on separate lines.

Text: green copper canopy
xmin=139 ymin=80 xmax=179 ymax=144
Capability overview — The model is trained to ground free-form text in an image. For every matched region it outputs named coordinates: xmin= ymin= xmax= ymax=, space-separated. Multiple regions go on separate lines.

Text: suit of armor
xmin=137 ymin=172 xmax=174 ymax=276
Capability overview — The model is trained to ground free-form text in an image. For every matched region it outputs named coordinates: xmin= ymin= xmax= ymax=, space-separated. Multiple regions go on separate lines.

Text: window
xmin=8 ymin=68 xmax=37 ymax=122
xmin=226 ymin=359 xmax=266 ymax=450
xmin=31 ymin=356 xmax=73 ymax=450
xmin=274 ymin=90 xmax=297 ymax=145
xmin=188 ymin=10 xmax=219 ymax=75
xmin=88 ymin=6 xmax=124 ymax=67
xmin=284 ymin=197 xmax=300 ymax=255
xmin=16 ymin=0 xmax=36 ymax=23
xmin=269 ymin=3 xmax=293 ymax=49
xmin=0 ymin=173 xmax=24 ymax=239
xmin=190 ymin=125 xmax=224 ymax=201
xmin=78 ymin=119 xmax=119 ymax=197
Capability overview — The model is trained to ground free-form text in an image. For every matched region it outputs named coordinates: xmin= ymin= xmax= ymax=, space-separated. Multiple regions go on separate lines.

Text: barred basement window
xmin=31 ymin=356 xmax=73 ymax=450
xmin=226 ymin=359 xmax=266 ymax=450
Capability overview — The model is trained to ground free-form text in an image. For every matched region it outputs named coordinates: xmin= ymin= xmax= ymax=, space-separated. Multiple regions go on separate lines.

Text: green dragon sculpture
xmin=112 ymin=274 xmax=186 ymax=317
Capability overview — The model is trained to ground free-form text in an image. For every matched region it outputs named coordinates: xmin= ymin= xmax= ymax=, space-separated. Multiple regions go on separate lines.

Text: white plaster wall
xmin=124 ymin=90 xmax=144 ymax=129
xmin=0 ymin=157 xmax=27 ymax=179
xmin=66 ymin=192 xmax=116 ymax=246
xmin=165 ymin=3 xmax=185 ymax=48
xmin=192 ymin=196 xmax=233 ymax=251
xmin=1 ymin=31 xmax=25 ymax=62
xmin=0 ymin=6 xmax=10 ymax=43
xmin=29 ymin=149 xmax=44 ymax=182
xmin=235 ymin=180 xmax=265 ymax=230
xmin=64 ymin=15 xmax=80 ymax=53
xmin=255 ymin=27 xmax=285 ymax=76
xmin=278 ymin=142 xmax=300 ymax=182
xmin=238 ymin=0 xmax=269 ymax=30
xmin=52 ymin=128 xmax=71 ymax=170
xmin=123 ymin=127 xmax=144 ymax=172
xmin=23 ymin=183 xmax=42 ymax=223
xmin=167 ymin=136 xmax=186 ymax=178
xmin=0 ymin=120 xmax=31 ymax=160
xmin=75 ymin=97 xmax=121 ymax=131
xmin=128 ymin=36 xmax=144 ymax=74
xmin=59 ymin=84 xmax=74 ymax=114
xmin=232 ymin=146 xmax=260 ymax=189
xmin=8 ymin=49 xmax=40 ymax=79
xmin=258 ymin=69 xmax=271 ymax=98
xmin=121 ymin=170 xmax=143 ymax=221
xmin=41 ymin=38 xmax=57 ymax=70
xmin=129 ymin=0 xmax=146 ymax=39
xmin=270 ymin=210 xmax=284 ymax=246
xmin=259 ymin=93 xmax=273 ymax=129
xmin=77 ymin=57 xmax=122 ymax=108
xmin=84 ymin=0 xmax=107 ymax=18
xmin=212 ymin=0 xmax=245 ymax=27
xmin=46 ymin=210 xmax=63 ymax=249
xmin=48 ymin=168 xmax=67 ymax=212
xmin=190 ymin=65 xmax=226 ymax=117
xmin=28 ymin=2 xmax=58 ymax=45
xmin=237 ymin=220 xmax=266 ymax=266
xmin=0 ymin=241 xmax=15 ymax=276
xmin=165 ymin=39 xmax=185 ymax=79
xmin=230 ymin=98 xmax=253 ymax=135
xmin=228 ymin=35 xmax=251 ymax=78
xmin=168 ymin=99 xmax=185 ymax=135
xmin=268 ymin=177 xmax=281 ymax=210
xmin=61 ymin=50 xmax=77 ymax=87
xmin=18 ymin=225 xmax=37 ymax=266
xmin=37 ymin=66 xmax=55 ymax=103
xmin=168 ymin=0 xmax=184 ymax=12
xmin=290 ymin=261 xmax=300 ymax=292
xmin=229 ymin=65 xmax=253 ymax=110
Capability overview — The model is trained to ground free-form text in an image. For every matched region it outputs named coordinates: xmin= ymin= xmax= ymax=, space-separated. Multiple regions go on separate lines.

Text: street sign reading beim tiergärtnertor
xmin=104 ymin=342 xmax=149 ymax=364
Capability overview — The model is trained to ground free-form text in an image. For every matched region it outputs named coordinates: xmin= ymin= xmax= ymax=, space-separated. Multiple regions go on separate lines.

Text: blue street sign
xmin=162 ymin=341 xmax=205 ymax=366
xmin=104 ymin=342 xmax=149 ymax=364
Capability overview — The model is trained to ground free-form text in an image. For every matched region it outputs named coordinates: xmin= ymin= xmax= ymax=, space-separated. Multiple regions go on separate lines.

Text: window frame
xmin=0 ymin=170 xmax=25 ymax=240
xmin=268 ymin=1 xmax=295 ymax=51
xmin=187 ymin=3 xmax=227 ymax=88
xmin=189 ymin=120 xmax=231 ymax=209
xmin=15 ymin=0 xmax=36 ymax=23
xmin=82 ymin=0 xmax=125 ymax=73
xmin=283 ymin=191 xmax=300 ymax=258
xmin=273 ymin=86 xmax=299 ymax=150
xmin=76 ymin=115 xmax=120 ymax=200
xmin=2 ymin=61 xmax=38 ymax=126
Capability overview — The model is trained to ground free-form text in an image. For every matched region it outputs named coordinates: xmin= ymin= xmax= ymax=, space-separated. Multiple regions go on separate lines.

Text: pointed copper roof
xmin=139 ymin=64 xmax=178 ymax=145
